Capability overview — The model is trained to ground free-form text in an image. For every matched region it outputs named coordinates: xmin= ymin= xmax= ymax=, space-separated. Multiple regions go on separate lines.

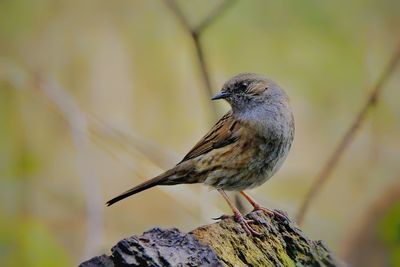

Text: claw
xmin=233 ymin=213 xmax=261 ymax=237
xmin=254 ymin=207 xmax=275 ymax=217
xmin=212 ymin=214 xmax=231 ymax=221
xmin=271 ymin=209 xmax=289 ymax=221
xmin=213 ymin=215 xmax=254 ymax=224
xmin=254 ymin=207 xmax=287 ymax=221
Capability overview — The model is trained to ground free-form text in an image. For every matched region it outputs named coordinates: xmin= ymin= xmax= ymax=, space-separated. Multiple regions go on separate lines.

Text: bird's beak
xmin=211 ymin=91 xmax=230 ymax=100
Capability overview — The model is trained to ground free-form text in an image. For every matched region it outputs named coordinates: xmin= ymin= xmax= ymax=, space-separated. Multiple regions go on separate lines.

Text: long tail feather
xmin=106 ymin=171 xmax=172 ymax=206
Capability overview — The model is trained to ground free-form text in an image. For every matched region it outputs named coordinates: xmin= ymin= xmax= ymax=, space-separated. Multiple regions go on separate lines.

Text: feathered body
xmin=107 ymin=73 xmax=294 ymax=206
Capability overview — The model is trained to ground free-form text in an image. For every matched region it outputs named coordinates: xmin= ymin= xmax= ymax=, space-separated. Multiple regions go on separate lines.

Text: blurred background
xmin=1 ymin=0 xmax=400 ymax=266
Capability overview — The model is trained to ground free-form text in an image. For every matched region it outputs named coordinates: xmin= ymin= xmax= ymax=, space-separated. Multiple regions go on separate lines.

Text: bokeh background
xmin=1 ymin=0 xmax=400 ymax=266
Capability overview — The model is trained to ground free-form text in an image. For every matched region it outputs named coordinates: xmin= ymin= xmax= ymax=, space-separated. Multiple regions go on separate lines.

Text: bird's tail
xmin=106 ymin=170 xmax=174 ymax=206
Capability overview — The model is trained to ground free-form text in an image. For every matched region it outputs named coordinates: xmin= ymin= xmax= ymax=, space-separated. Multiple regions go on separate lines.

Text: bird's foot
xmin=253 ymin=206 xmax=288 ymax=220
xmin=233 ymin=212 xmax=261 ymax=236
xmin=213 ymin=213 xmax=261 ymax=236
xmin=212 ymin=214 xmax=255 ymax=225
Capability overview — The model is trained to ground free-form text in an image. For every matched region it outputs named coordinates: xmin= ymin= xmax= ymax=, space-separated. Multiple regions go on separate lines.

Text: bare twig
xmin=163 ymin=0 xmax=241 ymax=216
xmin=192 ymin=33 xmax=213 ymax=107
xmin=164 ymin=0 xmax=236 ymax=119
xmin=340 ymin=181 xmax=400 ymax=264
xmin=30 ymin=79 xmax=223 ymax=222
xmin=163 ymin=0 xmax=192 ymax=33
xmin=193 ymin=0 xmax=236 ymax=35
xmin=88 ymin=115 xmax=179 ymax=169
xmin=35 ymin=76 xmax=103 ymax=260
xmin=296 ymin=44 xmax=400 ymax=225
xmin=87 ymin=116 xmax=225 ymax=222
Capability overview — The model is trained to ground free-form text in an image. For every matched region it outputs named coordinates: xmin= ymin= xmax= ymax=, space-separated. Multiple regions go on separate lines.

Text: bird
xmin=107 ymin=73 xmax=295 ymax=236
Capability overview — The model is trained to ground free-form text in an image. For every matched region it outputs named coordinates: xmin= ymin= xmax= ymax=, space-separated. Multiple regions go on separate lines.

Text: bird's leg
xmin=217 ymin=189 xmax=261 ymax=236
xmin=240 ymin=191 xmax=286 ymax=219
xmin=240 ymin=191 xmax=272 ymax=214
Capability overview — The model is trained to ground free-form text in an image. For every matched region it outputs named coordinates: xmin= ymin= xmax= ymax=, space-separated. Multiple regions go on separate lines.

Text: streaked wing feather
xmin=180 ymin=111 xmax=239 ymax=162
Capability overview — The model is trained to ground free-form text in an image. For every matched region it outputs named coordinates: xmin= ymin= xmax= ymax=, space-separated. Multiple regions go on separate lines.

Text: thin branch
xmin=296 ymin=44 xmax=400 ymax=225
xmin=164 ymin=0 xmax=236 ymax=119
xmin=87 ymin=114 xmax=179 ymax=169
xmin=163 ymin=0 xmax=241 ymax=216
xmin=87 ymin=116 xmax=226 ymax=221
xmin=89 ymin=129 xmax=222 ymax=222
xmin=340 ymin=180 xmax=400 ymax=262
xmin=192 ymin=32 xmax=214 ymax=108
xmin=163 ymin=0 xmax=192 ymax=33
xmin=164 ymin=0 xmax=252 ymax=216
xmin=30 ymin=80 xmax=223 ymax=223
xmin=193 ymin=0 xmax=237 ymax=35
xmin=35 ymin=76 xmax=103 ymax=260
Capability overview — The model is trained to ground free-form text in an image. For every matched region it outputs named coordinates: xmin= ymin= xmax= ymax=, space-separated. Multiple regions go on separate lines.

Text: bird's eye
xmin=236 ymin=82 xmax=248 ymax=93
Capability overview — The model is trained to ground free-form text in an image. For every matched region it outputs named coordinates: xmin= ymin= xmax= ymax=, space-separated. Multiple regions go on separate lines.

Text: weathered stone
xmin=81 ymin=210 xmax=339 ymax=267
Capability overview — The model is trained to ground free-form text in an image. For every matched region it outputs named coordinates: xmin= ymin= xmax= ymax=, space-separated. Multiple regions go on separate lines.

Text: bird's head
xmin=212 ymin=73 xmax=288 ymax=114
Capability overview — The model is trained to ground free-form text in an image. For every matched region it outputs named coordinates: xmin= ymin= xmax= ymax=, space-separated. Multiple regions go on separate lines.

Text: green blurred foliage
xmin=378 ymin=202 xmax=400 ymax=267
xmin=0 ymin=215 xmax=70 ymax=267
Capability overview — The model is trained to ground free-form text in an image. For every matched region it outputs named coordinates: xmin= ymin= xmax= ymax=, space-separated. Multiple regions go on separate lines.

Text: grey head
xmin=212 ymin=73 xmax=290 ymax=116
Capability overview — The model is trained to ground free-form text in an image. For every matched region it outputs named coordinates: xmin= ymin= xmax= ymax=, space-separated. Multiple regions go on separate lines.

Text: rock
xmin=80 ymin=210 xmax=339 ymax=267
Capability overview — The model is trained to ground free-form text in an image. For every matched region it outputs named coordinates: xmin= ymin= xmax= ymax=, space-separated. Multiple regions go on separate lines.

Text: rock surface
xmin=80 ymin=210 xmax=339 ymax=266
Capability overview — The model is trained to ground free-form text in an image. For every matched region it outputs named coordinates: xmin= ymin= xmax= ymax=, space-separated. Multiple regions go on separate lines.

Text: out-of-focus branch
xmin=340 ymin=181 xmax=400 ymax=265
xmin=29 ymin=76 xmax=223 ymax=222
xmin=193 ymin=0 xmax=236 ymax=35
xmin=87 ymin=116 xmax=224 ymax=221
xmin=34 ymin=76 xmax=103 ymax=260
xmin=296 ymin=44 xmax=400 ymax=225
xmin=88 ymin=115 xmax=179 ymax=169
xmin=164 ymin=0 xmax=236 ymax=119
xmin=163 ymin=0 xmax=241 ymax=216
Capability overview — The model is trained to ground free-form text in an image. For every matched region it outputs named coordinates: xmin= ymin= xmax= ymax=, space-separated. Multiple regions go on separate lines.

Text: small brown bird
xmin=107 ymin=73 xmax=294 ymax=236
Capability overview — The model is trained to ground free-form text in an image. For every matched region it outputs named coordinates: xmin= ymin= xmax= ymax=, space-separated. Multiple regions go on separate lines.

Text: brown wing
xmin=179 ymin=111 xmax=240 ymax=163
